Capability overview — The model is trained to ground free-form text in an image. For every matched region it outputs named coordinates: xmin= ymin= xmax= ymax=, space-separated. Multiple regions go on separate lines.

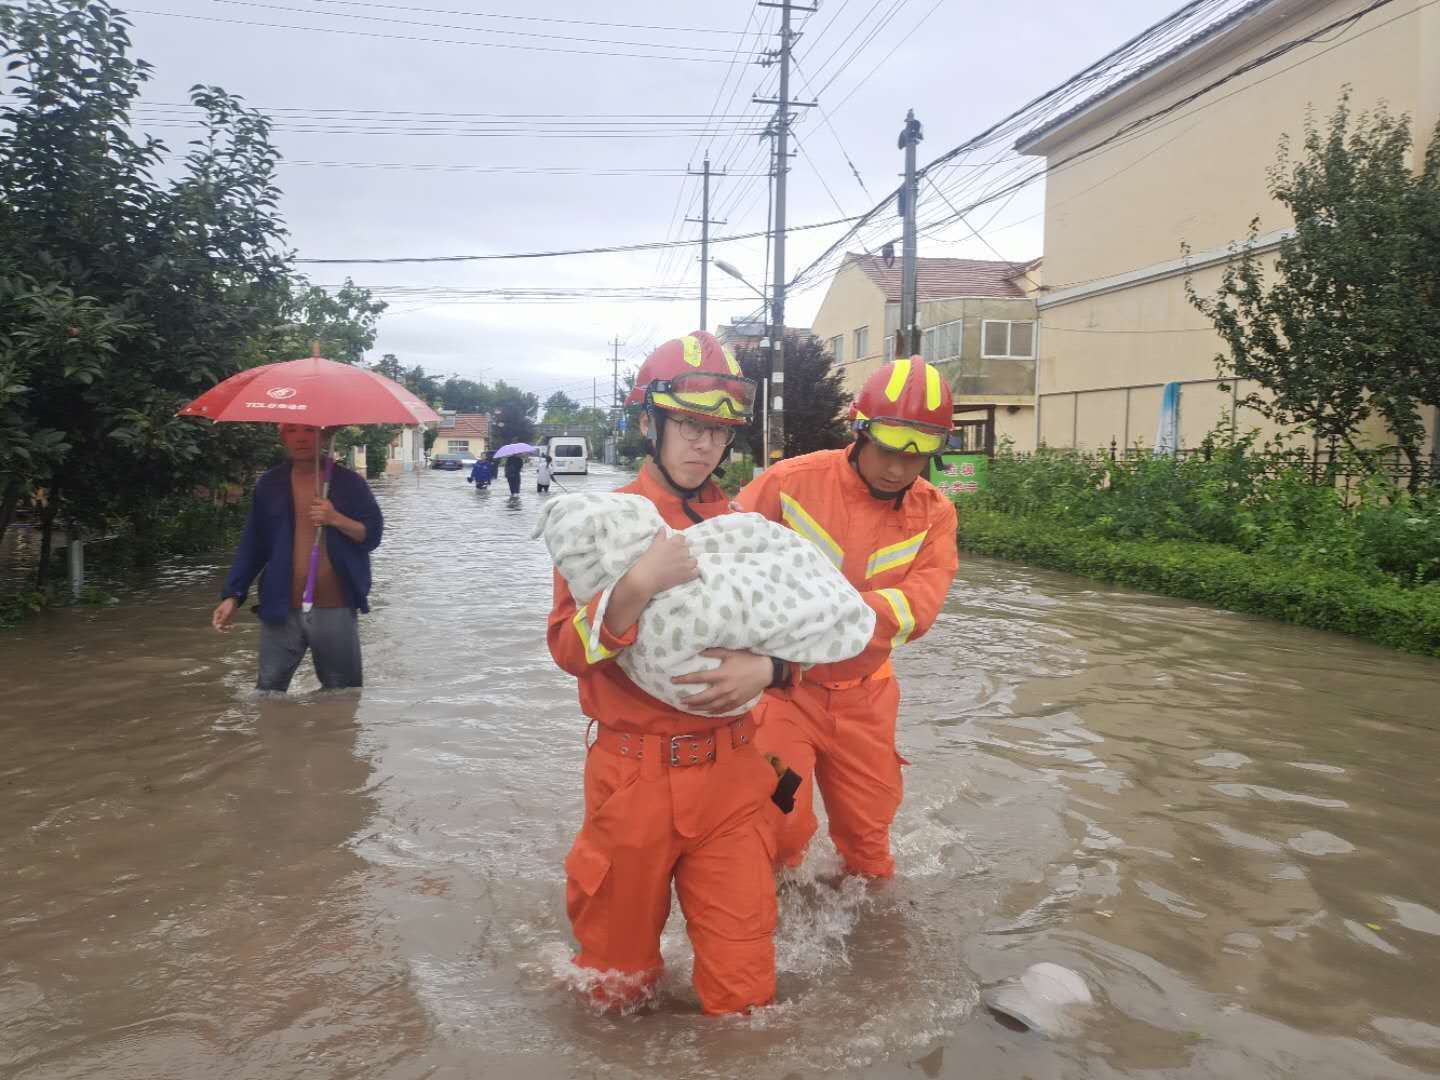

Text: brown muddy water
xmin=2 ymin=465 xmax=1438 ymax=1079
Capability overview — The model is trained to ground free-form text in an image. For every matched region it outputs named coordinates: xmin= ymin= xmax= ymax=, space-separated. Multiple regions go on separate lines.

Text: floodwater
xmin=3 ymin=464 xmax=1439 ymax=1079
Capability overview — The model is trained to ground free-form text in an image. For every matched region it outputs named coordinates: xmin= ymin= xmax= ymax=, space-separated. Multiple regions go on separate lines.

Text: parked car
xmin=430 ymin=453 xmax=464 ymax=471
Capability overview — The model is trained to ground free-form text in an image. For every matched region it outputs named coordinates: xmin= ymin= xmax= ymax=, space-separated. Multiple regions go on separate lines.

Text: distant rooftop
xmin=846 ymin=253 xmax=1036 ymax=301
xmin=1015 ymin=0 xmax=1277 ymax=153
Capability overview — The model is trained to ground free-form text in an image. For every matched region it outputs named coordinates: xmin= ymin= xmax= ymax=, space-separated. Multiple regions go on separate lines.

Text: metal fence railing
xmin=1005 ymin=438 xmax=1438 ymax=499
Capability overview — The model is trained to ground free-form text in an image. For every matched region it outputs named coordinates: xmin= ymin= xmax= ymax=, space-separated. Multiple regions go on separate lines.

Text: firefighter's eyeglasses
xmin=670 ymin=415 xmax=737 ymax=447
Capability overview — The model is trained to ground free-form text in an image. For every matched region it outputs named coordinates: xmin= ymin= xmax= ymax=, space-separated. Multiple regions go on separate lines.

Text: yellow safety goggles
xmin=857 ymin=418 xmax=948 ymax=455
xmin=650 ymin=372 xmax=756 ymax=421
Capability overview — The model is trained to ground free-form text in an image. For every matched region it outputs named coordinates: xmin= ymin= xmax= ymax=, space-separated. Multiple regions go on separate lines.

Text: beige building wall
xmin=1031 ymin=0 xmax=1426 ymax=289
xmin=1028 ymin=0 xmax=1439 ymax=455
xmin=810 ymin=260 xmax=888 ymax=395
xmin=812 ymin=264 xmax=1042 ymax=450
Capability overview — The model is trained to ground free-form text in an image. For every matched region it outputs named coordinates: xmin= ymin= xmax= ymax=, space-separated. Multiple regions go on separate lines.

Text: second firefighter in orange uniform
xmin=737 ymin=357 xmax=961 ymax=880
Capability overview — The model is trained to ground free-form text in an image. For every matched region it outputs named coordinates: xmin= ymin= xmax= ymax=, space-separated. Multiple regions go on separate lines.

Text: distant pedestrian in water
xmin=536 ymin=455 xmax=552 ymax=494
xmin=468 ymin=456 xmax=494 ymax=489
xmin=504 ymin=453 xmax=523 ymax=496
xmin=211 ymin=424 xmax=383 ymax=692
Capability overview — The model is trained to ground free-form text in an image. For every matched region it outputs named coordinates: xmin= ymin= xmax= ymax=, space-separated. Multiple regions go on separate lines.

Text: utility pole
xmin=686 ymin=157 xmax=726 ymax=334
xmin=897 ymin=108 xmax=924 ymax=359
xmin=756 ymin=0 xmax=816 ymax=461
xmin=609 ymin=336 xmax=624 ymax=429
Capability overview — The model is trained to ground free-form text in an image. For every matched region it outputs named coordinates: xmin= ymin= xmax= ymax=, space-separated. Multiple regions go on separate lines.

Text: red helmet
xmin=625 ymin=331 xmax=756 ymax=426
xmin=849 ymin=356 xmax=953 ymax=454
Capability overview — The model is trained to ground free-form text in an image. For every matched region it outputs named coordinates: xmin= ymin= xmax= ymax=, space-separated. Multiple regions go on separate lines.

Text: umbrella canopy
xmin=493 ymin=442 xmax=541 ymax=458
xmin=179 ymin=354 xmax=441 ymax=615
xmin=178 ymin=355 xmax=440 ymax=428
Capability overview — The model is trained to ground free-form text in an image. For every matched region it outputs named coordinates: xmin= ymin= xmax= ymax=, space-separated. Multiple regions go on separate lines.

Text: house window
xmin=828 ymin=334 xmax=844 ymax=365
xmin=921 ymin=319 xmax=962 ymax=362
xmin=446 ymin=439 xmax=468 ymax=453
xmin=982 ymin=320 xmax=1035 ymax=359
xmin=853 ymin=326 xmax=869 ymax=360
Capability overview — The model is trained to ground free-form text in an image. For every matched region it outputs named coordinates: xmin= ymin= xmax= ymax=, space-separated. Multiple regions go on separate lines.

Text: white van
xmin=547 ymin=436 xmax=589 ymax=475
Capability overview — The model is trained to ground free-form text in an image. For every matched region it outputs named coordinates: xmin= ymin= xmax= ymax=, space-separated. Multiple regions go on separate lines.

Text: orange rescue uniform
xmin=736 ymin=448 xmax=959 ymax=878
xmin=547 ymin=466 xmax=780 ymax=1015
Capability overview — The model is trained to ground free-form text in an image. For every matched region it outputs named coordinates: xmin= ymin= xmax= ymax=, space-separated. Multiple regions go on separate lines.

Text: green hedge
xmin=957 ymin=510 xmax=1440 ymax=659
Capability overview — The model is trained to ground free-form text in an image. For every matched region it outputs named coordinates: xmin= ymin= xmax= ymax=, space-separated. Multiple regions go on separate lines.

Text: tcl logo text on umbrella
xmin=245 ymin=401 xmax=309 ymax=411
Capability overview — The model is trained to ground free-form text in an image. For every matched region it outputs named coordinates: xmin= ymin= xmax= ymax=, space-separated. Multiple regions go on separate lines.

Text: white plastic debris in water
xmin=982 ymin=962 xmax=1093 ymax=1036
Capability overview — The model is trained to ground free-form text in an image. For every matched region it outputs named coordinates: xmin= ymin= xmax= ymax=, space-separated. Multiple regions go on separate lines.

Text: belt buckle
xmin=669 ymin=732 xmax=716 ymax=767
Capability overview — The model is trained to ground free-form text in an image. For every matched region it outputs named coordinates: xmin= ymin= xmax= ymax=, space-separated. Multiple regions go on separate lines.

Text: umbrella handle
xmin=302 ymin=434 xmax=338 ymax=615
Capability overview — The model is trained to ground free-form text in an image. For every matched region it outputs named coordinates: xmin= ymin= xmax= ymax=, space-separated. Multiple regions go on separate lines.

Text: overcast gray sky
xmin=122 ymin=0 xmax=1179 ymax=403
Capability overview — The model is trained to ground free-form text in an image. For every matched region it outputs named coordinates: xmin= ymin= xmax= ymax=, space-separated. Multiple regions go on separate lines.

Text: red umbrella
xmin=179 ymin=354 xmax=439 ymax=428
xmin=179 ymin=353 xmax=442 ymax=612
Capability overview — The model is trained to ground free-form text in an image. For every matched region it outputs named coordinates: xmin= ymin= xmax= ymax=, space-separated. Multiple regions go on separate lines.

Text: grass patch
xmin=958 ymin=509 xmax=1440 ymax=659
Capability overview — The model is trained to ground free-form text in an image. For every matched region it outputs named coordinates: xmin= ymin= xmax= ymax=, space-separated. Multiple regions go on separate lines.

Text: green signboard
xmin=929 ymin=453 xmax=988 ymax=497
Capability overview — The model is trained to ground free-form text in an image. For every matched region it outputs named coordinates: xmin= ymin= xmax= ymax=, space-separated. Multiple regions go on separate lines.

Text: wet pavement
xmin=2 ymin=464 xmax=1439 ymax=1079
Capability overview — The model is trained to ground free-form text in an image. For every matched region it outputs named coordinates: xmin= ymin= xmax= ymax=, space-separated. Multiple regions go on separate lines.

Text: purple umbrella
xmin=493 ymin=442 xmax=541 ymax=458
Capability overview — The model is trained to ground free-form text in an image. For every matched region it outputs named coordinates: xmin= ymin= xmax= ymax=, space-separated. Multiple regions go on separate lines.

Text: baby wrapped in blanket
xmin=535 ymin=492 xmax=876 ymax=716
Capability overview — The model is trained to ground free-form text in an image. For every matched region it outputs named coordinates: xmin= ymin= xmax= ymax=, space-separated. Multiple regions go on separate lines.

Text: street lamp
xmin=709 ymin=259 xmax=776 ymax=470
xmin=711 ymin=259 xmax=768 ymax=303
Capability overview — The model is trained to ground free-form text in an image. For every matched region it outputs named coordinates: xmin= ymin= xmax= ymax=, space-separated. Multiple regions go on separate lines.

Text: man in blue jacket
xmin=211 ymin=424 xmax=384 ymax=691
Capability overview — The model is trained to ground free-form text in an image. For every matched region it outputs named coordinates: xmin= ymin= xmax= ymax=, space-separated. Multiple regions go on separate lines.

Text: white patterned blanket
xmin=535 ymin=492 xmax=875 ymax=716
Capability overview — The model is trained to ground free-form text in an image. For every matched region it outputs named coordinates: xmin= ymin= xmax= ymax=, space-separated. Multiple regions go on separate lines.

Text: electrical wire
xmin=293 ymin=212 xmax=862 ymax=264
xmin=283 ymin=0 xmax=752 ymax=35
xmin=784 ymin=0 xmax=1388 ymax=294
xmin=125 ymin=7 xmax=742 ymax=62
xmin=275 ymin=160 xmax=773 ymax=175
xmin=203 ymin=0 xmax=743 ymax=53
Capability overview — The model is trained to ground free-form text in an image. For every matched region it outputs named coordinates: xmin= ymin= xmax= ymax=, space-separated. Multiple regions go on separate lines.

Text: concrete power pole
xmin=686 ymin=157 xmax=726 ymax=334
xmin=897 ymin=108 xmax=924 ymax=359
xmin=756 ymin=0 xmax=816 ymax=462
xmin=609 ymin=337 xmax=624 ymax=428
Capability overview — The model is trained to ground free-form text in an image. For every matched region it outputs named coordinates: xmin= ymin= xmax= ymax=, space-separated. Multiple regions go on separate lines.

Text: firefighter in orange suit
xmin=736 ymin=357 xmax=960 ymax=880
xmin=548 ymin=331 xmax=792 ymax=1015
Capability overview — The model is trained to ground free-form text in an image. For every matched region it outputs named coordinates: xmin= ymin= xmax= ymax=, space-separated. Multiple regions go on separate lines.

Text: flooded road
xmin=3 ymin=464 xmax=1439 ymax=1079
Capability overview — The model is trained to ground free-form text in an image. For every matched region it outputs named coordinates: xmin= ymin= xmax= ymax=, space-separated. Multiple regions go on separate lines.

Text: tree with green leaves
xmin=734 ymin=334 xmax=850 ymax=461
xmin=250 ymin=281 xmax=387 ymax=367
xmin=1187 ymin=96 xmax=1440 ymax=485
xmin=0 ymin=0 xmax=295 ymax=585
xmin=543 ymin=390 xmax=581 ymax=423
xmin=615 ymin=367 xmax=647 ymax=462
xmin=402 ymin=364 xmax=442 ymax=404
xmin=490 ymin=381 xmax=539 ymax=446
xmin=441 ymin=376 xmax=492 ymax=413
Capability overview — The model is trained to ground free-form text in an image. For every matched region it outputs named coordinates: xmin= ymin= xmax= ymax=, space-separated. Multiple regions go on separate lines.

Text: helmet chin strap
xmin=848 ymin=437 xmax=911 ymax=509
xmin=646 ymin=409 xmax=707 ymax=524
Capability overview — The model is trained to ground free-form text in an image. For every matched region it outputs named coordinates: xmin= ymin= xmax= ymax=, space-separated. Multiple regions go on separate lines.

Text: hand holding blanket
xmin=535 ymin=492 xmax=876 ymax=716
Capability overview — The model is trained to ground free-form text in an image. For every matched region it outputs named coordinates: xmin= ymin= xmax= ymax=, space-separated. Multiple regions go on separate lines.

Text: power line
xmin=786 ymin=0 xmax=1407 ymax=294
xmin=203 ymin=0 xmax=743 ymax=52
xmin=134 ymin=121 xmax=771 ymax=139
xmin=130 ymin=102 xmax=771 ymax=122
xmin=286 ymin=0 xmax=752 ymax=35
xmin=824 ymin=0 xmax=947 ymax=117
xmin=810 ymin=0 xmax=916 ymax=100
xmin=276 ymin=160 xmax=771 ymax=175
xmin=294 ymin=212 xmax=861 ymax=264
xmin=125 ymin=8 xmax=741 ymax=62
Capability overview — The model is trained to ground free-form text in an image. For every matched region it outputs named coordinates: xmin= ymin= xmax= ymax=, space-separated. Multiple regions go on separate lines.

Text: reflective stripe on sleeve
xmin=877 ymin=587 xmax=916 ymax=647
xmin=779 ymin=492 xmax=844 ymax=568
xmin=572 ymin=606 xmax=617 ymax=665
xmin=866 ymin=529 xmax=929 ymax=578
